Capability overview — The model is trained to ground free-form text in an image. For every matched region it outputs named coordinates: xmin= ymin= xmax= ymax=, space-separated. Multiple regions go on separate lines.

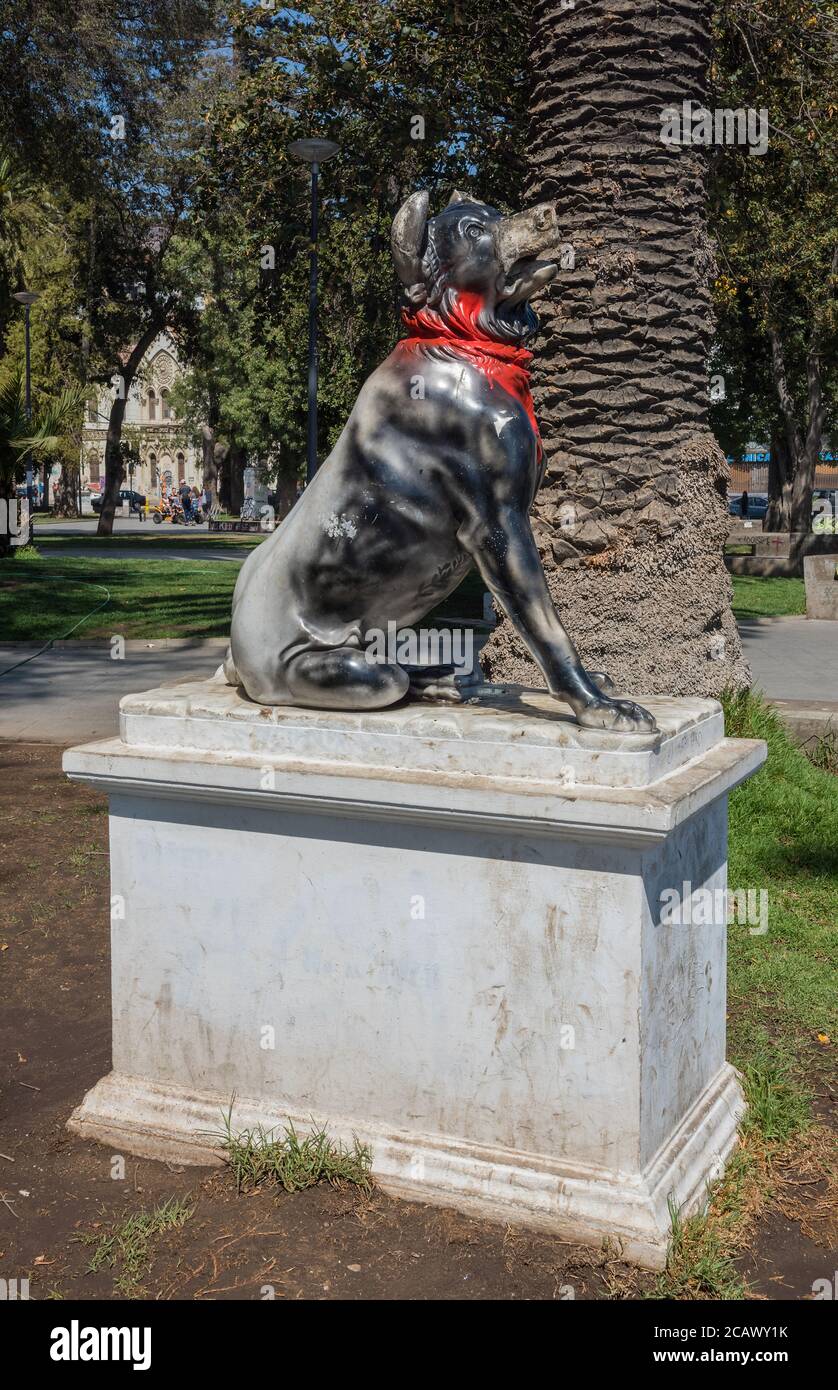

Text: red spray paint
xmin=396 ymin=291 xmax=542 ymax=460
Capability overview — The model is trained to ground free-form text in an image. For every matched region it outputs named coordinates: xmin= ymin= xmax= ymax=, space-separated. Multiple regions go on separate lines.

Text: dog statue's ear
xmin=391 ymin=190 xmax=429 ymax=305
xmin=447 ymin=188 xmax=469 ymax=206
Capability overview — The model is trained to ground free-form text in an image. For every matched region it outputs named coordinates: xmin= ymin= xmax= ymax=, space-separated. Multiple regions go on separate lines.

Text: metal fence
xmin=728 ymin=454 xmax=838 ymax=494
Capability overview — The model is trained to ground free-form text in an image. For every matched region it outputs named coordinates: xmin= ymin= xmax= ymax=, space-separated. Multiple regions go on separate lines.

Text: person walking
xmin=179 ymin=480 xmax=193 ymax=523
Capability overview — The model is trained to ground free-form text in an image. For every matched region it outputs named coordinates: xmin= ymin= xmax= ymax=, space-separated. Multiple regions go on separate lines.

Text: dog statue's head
xmin=391 ymin=189 xmax=559 ymax=343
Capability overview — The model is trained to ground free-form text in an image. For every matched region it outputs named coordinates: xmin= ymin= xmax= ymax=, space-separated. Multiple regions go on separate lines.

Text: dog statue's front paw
xmin=575 ymin=697 xmax=658 ymax=734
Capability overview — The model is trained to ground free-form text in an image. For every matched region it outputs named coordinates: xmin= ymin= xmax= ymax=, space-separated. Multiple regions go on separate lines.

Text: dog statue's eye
xmin=466 ymin=224 xmax=483 ymax=241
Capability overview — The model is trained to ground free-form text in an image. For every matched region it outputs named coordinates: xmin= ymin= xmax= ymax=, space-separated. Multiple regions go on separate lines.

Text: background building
xmin=80 ymin=333 xmax=202 ymax=499
xmin=729 ymin=445 xmax=838 ymax=495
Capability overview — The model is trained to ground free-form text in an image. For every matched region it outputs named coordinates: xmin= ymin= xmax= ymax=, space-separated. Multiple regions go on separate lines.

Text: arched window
xmin=161 ymin=389 xmax=172 ymax=421
xmin=88 ymin=453 xmax=100 ymax=483
xmin=87 ymin=399 xmax=98 ymax=425
xmin=176 ymin=452 xmax=185 ymax=483
xmin=147 ymin=388 xmax=157 ymax=422
xmin=148 ymin=452 xmax=158 ymax=490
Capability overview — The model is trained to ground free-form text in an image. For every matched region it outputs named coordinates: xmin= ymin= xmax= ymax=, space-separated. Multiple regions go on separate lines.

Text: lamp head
xmin=287 ymin=138 xmax=339 ymax=165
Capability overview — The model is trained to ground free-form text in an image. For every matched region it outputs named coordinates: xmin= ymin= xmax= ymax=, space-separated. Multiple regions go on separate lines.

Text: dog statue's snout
xmin=493 ymin=202 xmax=558 ymax=271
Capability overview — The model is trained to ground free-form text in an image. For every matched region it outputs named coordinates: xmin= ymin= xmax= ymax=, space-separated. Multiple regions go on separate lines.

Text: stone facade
xmin=80 ymin=333 xmax=202 ymax=499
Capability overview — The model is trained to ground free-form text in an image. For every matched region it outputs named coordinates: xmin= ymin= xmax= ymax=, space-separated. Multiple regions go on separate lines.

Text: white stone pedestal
xmin=64 ymin=679 xmax=765 ymax=1268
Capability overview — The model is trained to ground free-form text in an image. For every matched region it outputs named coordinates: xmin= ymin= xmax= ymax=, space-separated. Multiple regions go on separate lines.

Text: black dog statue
xmin=224 ymin=189 xmax=656 ymax=733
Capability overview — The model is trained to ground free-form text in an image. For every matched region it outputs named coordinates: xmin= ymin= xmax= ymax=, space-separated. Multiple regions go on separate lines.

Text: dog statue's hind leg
xmin=284 ymin=648 xmax=410 ymax=710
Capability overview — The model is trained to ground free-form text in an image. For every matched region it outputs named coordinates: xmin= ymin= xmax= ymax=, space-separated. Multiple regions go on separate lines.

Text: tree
xmin=0 ymin=368 xmax=85 ymax=555
xmin=483 ymin=0 xmax=749 ymax=698
xmin=0 ymin=1 xmax=220 ymax=189
xmin=0 ymin=150 xmax=57 ymax=352
xmin=184 ymin=0 xmax=531 ymax=493
xmin=88 ymin=56 xmax=227 ymax=536
xmin=710 ymin=0 xmax=837 ymax=534
xmin=0 ymin=0 xmax=224 ymax=533
xmin=1 ymin=195 xmax=95 ymax=515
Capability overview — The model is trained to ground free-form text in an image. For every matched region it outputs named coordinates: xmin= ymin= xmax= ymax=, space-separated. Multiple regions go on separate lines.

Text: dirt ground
xmin=0 ymin=742 xmax=834 ymax=1301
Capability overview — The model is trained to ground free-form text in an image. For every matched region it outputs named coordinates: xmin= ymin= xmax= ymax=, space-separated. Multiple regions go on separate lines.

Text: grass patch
xmin=0 ymin=554 xmax=238 ymax=641
xmin=721 ymin=687 xmax=837 ymax=1075
xmin=653 ymin=689 xmax=836 ymax=1298
xmin=1 ymin=548 xmax=489 ymax=640
xmin=740 ymin=1057 xmax=812 ymax=1142
xmin=81 ymin=1196 xmax=193 ymax=1296
xmin=654 ymin=1058 xmax=814 ymax=1299
xmin=217 ymin=1109 xmax=373 ymax=1196
xmin=805 ymin=728 xmax=838 ymax=777
xmin=730 ymin=575 xmax=805 ymax=618
xmin=656 ymin=1195 xmax=748 ymax=1300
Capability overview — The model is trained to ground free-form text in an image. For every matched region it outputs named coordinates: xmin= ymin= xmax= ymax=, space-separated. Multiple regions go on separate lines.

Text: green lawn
xmin=0 ymin=547 xmax=489 ymax=641
xmin=723 ymin=689 xmax=837 ymax=1079
xmin=653 ymin=690 xmax=838 ymax=1298
xmin=0 ymin=554 xmax=238 ymax=641
xmin=730 ymin=575 xmax=805 ymax=618
xmin=0 ymin=551 xmax=811 ymax=643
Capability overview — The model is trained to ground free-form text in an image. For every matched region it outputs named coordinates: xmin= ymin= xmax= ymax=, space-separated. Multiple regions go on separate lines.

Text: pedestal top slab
xmin=118 ymin=676 xmax=723 ymax=790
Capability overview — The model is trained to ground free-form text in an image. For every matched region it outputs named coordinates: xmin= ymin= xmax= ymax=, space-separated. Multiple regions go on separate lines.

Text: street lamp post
xmin=287 ymin=138 xmax=339 ymax=485
xmin=12 ymin=291 xmax=41 ymax=505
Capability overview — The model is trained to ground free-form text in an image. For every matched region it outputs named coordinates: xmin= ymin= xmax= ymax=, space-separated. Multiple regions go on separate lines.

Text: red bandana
xmin=396 ymin=291 xmax=542 ymax=460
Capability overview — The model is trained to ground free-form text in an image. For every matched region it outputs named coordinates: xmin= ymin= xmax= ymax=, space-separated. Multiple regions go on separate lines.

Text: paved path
xmin=0 ymin=642 xmax=226 ymax=744
xmin=738 ymin=617 xmax=838 ymax=702
xmin=34 ymin=544 xmax=245 ymax=563
xmin=1 ymin=618 xmax=835 ymax=746
xmin=35 ymin=518 xmax=199 ymax=537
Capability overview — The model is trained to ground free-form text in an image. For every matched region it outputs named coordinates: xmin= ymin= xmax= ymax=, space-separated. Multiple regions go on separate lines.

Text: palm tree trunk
xmin=483 ymin=0 xmax=748 ymax=697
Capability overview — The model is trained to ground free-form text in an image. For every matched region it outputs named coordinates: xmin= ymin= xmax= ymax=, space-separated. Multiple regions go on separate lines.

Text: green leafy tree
xmin=0 ymin=150 xmax=57 ymax=352
xmin=0 ymin=367 xmax=85 ymax=555
xmin=181 ymin=0 xmax=531 ymax=497
xmin=710 ymin=0 xmax=837 ymax=532
xmin=1 ymin=197 xmax=97 ymax=514
xmin=0 ymin=0 xmax=224 ymax=533
xmin=0 ymin=1 xmax=220 ymax=187
xmin=85 ymin=52 xmax=229 ymax=535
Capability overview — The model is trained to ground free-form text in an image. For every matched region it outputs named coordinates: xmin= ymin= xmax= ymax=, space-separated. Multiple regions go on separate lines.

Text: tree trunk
xmin=482 ymin=0 xmax=748 ymax=697
xmin=52 ymin=463 xmax=81 ymax=517
xmin=275 ymin=471 xmax=298 ymax=521
xmin=97 ymin=393 xmax=129 ymax=536
xmin=97 ymin=321 xmax=163 ymax=536
xmin=227 ymin=445 xmax=245 ymax=515
xmin=767 ymin=329 xmax=825 ymax=538
xmin=790 ymin=351 xmax=825 ymax=536
xmin=200 ymin=424 xmax=219 ymax=507
xmin=200 ymin=392 xmax=228 ymax=510
xmin=766 ymin=425 xmax=792 ymax=533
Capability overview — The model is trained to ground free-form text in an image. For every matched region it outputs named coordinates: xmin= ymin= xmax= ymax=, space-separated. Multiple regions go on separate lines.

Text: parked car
xmin=728 ymin=493 xmax=769 ymax=521
xmin=91 ymin=489 xmax=147 ymax=515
